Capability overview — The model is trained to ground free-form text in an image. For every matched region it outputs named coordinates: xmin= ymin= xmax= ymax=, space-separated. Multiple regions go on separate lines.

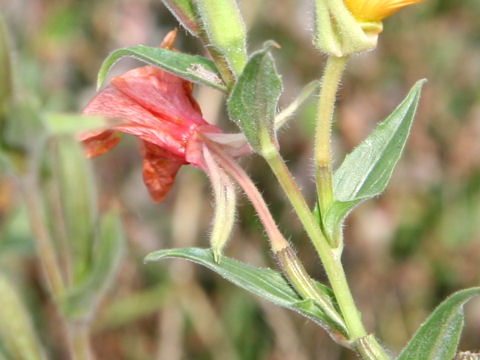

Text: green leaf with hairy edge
xmin=0 ymin=273 xmax=46 ymax=360
xmin=324 ymin=80 xmax=425 ymax=239
xmin=97 ymin=45 xmax=227 ymax=92
xmin=61 ymin=211 xmax=125 ymax=320
xmin=398 ymin=287 xmax=480 ymax=360
xmin=43 ymin=113 xmax=110 ymax=135
xmin=145 ymin=247 xmax=347 ymax=336
xmin=227 ymin=42 xmax=282 ymax=153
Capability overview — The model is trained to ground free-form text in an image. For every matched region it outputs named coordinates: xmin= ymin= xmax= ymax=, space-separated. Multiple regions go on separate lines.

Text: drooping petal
xmin=140 ymin=141 xmax=184 ymax=202
xmin=79 ymin=130 xmax=122 ymax=158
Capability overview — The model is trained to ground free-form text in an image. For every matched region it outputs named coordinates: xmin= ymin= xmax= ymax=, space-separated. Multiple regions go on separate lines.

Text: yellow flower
xmin=344 ymin=0 xmax=427 ymax=22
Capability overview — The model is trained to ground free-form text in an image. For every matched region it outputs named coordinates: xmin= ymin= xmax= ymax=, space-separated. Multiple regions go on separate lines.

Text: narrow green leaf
xmin=397 ymin=287 xmax=480 ymax=360
xmin=275 ymin=80 xmax=321 ymax=131
xmin=227 ymin=42 xmax=283 ymax=153
xmin=61 ymin=211 xmax=125 ymax=320
xmin=97 ymin=45 xmax=226 ymax=92
xmin=0 ymin=273 xmax=46 ymax=360
xmin=324 ymin=80 xmax=426 ymax=238
xmin=53 ymin=137 xmax=98 ymax=284
xmin=162 ymin=0 xmax=200 ymax=36
xmin=145 ymin=247 xmax=347 ymax=336
xmin=43 ymin=113 xmax=110 ymax=136
xmin=92 ymin=283 xmax=170 ymax=332
xmin=0 ymin=14 xmax=12 ymax=119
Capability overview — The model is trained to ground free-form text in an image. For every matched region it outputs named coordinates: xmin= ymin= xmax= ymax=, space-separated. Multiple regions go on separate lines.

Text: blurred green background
xmin=1 ymin=0 xmax=480 ymax=359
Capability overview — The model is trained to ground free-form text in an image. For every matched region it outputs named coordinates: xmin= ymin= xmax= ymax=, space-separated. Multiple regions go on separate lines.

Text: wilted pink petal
xmin=140 ymin=141 xmax=184 ymax=202
xmin=80 ymin=130 xmax=122 ymax=158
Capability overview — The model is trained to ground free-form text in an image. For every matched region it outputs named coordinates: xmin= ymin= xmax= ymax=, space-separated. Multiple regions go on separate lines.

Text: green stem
xmin=263 ymin=145 xmax=390 ymax=359
xmin=276 ymin=247 xmax=347 ymax=337
xmin=315 ymin=56 xmax=348 ymax=219
xmin=208 ymin=143 xmax=347 ymax=336
xmin=68 ymin=323 xmax=92 ymax=360
xmin=262 ymin=146 xmax=365 ymax=337
xmin=209 ymin=144 xmax=289 ymax=252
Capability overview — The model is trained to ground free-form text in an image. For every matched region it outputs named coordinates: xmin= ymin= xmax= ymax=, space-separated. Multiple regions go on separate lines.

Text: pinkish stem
xmin=208 ymin=145 xmax=288 ymax=253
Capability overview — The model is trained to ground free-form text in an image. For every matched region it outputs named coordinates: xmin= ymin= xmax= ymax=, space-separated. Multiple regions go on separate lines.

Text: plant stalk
xmin=262 ymin=146 xmax=364 ymax=334
xmin=208 ymin=146 xmax=288 ymax=252
xmin=20 ymin=176 xmax=94 ymax=360
xmin=263 ymin=137 xmax=390 ymax=359
xmin=68 ymin=323 xmax=92 ymax=360
xmin=315 ymin=56 xmax=348 ymax=220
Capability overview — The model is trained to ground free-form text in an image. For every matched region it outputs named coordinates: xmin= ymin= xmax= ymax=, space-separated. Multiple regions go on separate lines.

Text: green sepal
xmin=97 ymin=45 xmax=227 ymax=92
xmin=203 ymin=147 xmax=237 ymax=263
xmin=227 ymin=41 xmax=282 ymax=154
xmin=314 ymin=0 xmax=379 ymax=57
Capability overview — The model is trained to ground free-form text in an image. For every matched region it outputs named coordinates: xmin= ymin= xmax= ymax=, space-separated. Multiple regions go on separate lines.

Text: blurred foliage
xmin=0 ymin=0 xmax=479 ymax=359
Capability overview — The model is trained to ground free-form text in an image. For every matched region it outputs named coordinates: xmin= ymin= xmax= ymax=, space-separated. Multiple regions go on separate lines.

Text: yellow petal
xmin=344 ymin=0 xmax=427 ymax=22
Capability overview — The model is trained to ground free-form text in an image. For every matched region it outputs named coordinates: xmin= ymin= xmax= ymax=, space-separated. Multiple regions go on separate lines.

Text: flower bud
xmin=314 ymin=0 xmax=426 ymax=57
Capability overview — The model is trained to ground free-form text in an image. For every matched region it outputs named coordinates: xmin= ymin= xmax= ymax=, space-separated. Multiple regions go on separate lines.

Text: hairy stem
xmin=262 ymin=141 xmax=390 ymax=359
xmin=262 ymin=145 xmax=366 ymax=338
xmin=209 ymin=146 xmax=288 ymax=252
xmin=315 ymin=56 xmax=348 ymax=221
xmin=209 ymin=145 xmax=348 ymax=335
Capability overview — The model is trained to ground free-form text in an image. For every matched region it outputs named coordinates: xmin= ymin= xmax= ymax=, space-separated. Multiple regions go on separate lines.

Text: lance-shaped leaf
xmin=0 ymin=14 xmax=12 ymax=119
xmin=145 ymin=247 xmax=348 ymax=338
xmin=97 ymin=45 xmax=227 ymax=92
xmin=0 ymin=273 xmax=46 ymax=360
xmin=398 ymin=287 xmax=480 ymax=360
xmin=275 ymin=80 xmax=320 ymax=131
xmin=203 ymin=146 xmax=237 ymax=263
xmin=53 ymin=137 xmax=98 ymax=284
xmin=323 ymin=80 xmax=425 ymax=239
xmin=162 ymin=0 xmax=200 ymax=36
xmin=227 ymin=42 xmax=282 ymax=153
xmin=61 ymin=211 xmax=125 ymax=320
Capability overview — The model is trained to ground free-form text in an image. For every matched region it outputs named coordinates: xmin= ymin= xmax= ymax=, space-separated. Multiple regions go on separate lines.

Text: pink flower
xmin=80 ymin=32 xmax=230 ymax=202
